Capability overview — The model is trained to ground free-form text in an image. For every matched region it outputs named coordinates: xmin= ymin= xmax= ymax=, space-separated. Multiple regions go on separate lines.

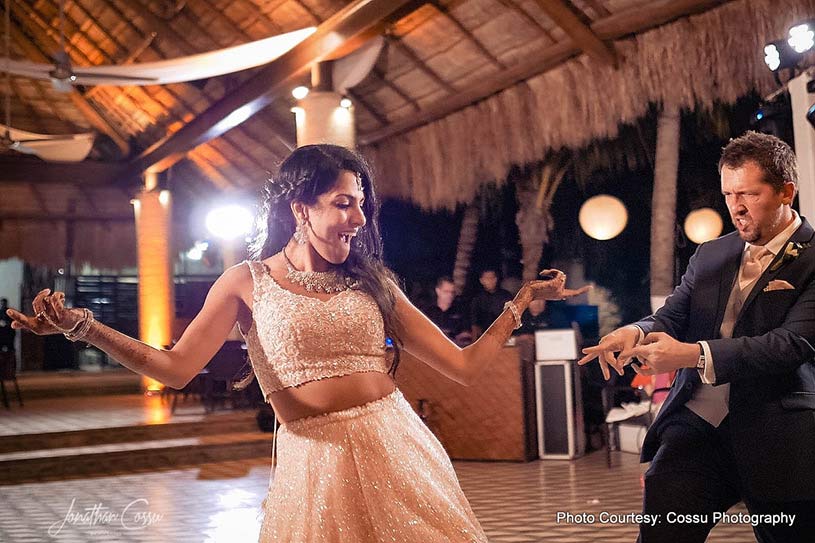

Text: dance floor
xmin=0 ymin=389 xmax=757 ymax=542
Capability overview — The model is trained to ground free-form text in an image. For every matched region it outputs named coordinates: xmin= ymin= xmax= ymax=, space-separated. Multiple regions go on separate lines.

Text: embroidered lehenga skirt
xmin=258 ymin=389 xmax=488 ymax=542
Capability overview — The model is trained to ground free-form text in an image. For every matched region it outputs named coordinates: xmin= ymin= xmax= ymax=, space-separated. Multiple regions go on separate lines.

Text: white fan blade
xmin=9 ymin=141 xmax=38 ymax=155
xmin=1 ymin=59 xmax=53 ymax=80
xmin=1 ymin=27 xmax=316 ymax=87
xmin=0 ymin=123 xmax=94 ymax=162
xmin=332 ymin=37 xmax=385 ymax=94
xmin=22 ymin=135 xmax=94 ymax=162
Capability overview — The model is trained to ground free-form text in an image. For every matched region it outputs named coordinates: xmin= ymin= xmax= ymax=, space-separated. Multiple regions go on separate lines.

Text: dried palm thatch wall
xmin=364 ymin=0 xmax=815 ymax=210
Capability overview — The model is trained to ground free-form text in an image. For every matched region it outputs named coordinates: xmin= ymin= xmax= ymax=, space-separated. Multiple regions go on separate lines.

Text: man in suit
xmin=580 ymin=131 xmax=815 ymax=542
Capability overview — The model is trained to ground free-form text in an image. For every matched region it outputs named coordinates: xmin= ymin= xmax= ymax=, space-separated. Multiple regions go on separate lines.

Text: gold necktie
xmin=737 ymin=245 xmax=771 ymax=306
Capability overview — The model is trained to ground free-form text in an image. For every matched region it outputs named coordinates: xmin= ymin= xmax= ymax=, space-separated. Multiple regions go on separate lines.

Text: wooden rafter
xmin=27 ymin=184 xmax=51 ymax=215
xmin=493 ymin=0 xmax=555 ymax=44
xmin=0 ymin=157 xmax=125 ymax=184
xmin=531 ymin=0 xmax=618 ymax=67
xmin=122 ymin=0 xmax=419 ymax=181
xmin=116 ymin=0 xmax=297 ymax=153
xmin=2 ymin=4 xmax=130 ymax=156
xmin=7 ymin=79 xmax=50 ymax=133
xmin=62 ymin=0 xmax=273 ymax=188
xmin=429 ymin=1 xmax=505 ymax=69
xmin=584 ymin=0 xmax=611 ymax=18
xmin=28 ymin=81 xmax=77 ymax=133
xmin=0 ymin=213 xmax=132 ymax=222
xmin=372 ymin=68 xmax=421 ymax=111
xmin=347 ymin=88 xmax=389 ymax=126
xmin=124 ymin=0 xmax=295 ymax=153
xmin=386 ymin=35 xmax=457 ymax=94
xmin=82 ymin=0 xmax=274 ymax=186
xmin=360 ymin=0 xmax=726 ymax=144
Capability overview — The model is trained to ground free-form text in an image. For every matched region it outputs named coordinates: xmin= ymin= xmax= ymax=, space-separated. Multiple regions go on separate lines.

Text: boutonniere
xmin=770 ymin=241 xmax=811 ymax=271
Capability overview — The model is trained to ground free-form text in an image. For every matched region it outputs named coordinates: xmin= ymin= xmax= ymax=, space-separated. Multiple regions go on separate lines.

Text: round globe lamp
xmin=579 ymin=195 xmax=628 ymax=240
xmin=684 ymin=208 xmax=723 ymax=244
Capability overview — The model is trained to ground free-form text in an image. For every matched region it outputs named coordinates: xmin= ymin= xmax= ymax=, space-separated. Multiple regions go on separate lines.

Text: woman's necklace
xmin=282 ymin=248 xmax=356 ymax=293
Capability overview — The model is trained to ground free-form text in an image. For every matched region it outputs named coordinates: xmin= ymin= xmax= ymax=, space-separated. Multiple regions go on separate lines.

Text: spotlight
xmin=764 ymin=39 xmax=798 ymax=72
xmin=789 ymin=22 xmax=815 ymax=54
xmin=205 ymin=205 xmax=253 ymax=240
xmin=291 ymin=86 xmax=309 ymax=100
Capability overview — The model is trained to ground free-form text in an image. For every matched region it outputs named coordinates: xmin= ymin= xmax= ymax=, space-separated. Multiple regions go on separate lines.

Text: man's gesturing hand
xmin=627 ymin=332 xmax=699 ymax=376
xmin=577 ymin=326 xmax=641 ymax=380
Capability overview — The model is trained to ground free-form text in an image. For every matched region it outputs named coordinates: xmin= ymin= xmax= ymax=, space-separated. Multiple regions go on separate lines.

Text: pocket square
xmin=763 ymin=279 xmax=795 ymax=292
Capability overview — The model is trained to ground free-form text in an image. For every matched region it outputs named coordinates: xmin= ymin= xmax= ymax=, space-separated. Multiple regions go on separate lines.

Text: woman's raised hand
xmin=524 ymin=269 xmax=592 ymax=301
xmin=4 ymin=288 xmax=84 ymax=335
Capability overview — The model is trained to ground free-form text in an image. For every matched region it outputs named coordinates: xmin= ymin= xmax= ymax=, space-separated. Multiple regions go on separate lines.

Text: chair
xmin=601 ymin=383 xmax=671 ymax=468
xmin=0 ymin=350 xmax=23 ymax=408
xmin=198 ymin=340 xmax=253 ymax=412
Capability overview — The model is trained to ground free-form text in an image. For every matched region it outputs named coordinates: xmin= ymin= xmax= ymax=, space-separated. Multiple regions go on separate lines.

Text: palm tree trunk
xmin=452 ymin=203 xmax=479 ymax=295
xmin=516 ymin=161 xmax=568 ymax=281
xmin=650 ymin=105 xmax=680 ymax=311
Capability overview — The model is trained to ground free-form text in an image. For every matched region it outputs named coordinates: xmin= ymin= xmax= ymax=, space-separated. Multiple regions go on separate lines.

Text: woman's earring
xmin=293 ymin=220 xmax=307 ymax=245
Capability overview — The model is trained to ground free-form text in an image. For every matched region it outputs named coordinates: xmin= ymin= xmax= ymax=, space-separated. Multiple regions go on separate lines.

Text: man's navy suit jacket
xmin=636 ymin=219 xmax=815 ymax=501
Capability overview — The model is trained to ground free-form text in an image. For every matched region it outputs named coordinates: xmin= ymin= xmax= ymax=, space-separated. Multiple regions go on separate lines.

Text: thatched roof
xmin=365 ymin=0 xmax=815 ymax=209
xmin=0 ymin=0 xmax=809 ymax=265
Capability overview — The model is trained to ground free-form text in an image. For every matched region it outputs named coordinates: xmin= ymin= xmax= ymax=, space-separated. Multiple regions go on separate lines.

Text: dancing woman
xmin=6 ymin=144 xmax=588 ymax=542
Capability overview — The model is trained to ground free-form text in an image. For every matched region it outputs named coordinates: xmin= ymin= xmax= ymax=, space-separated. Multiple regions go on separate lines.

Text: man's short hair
xmin=435 ymin=276 xmax=454 ymax=288
xmin=719 ymin=131 xmax=798 ymax=192
xmin=478 ymin=268 xmax=498 ymax=278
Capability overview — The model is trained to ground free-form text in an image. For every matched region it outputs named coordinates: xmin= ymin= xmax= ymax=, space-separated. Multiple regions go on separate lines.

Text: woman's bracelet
xmin=64 ymin=308 xmax=95 ymax=342
xmin=503 ymin=301 xmax=522 ymax=330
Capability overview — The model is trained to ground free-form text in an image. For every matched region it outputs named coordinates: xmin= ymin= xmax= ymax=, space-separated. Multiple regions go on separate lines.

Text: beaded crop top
xmin=241 ymin=260 xmax=390 ymax=399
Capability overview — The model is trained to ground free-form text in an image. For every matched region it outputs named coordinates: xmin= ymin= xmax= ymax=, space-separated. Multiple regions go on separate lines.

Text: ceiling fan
xmin=20 ymin=0 xmax=159 ymax=92
xmin=1 ymin=0 xmax=316 ymax=91
xmin=2 ymin=0 xmax=94 ymax=161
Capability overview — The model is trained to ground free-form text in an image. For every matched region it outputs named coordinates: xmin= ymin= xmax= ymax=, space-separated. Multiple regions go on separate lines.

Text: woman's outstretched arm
xmin=5 ymin=263 xmax=251 ymax=389
xmin=393 ymin=271 xmax=589 ymax=385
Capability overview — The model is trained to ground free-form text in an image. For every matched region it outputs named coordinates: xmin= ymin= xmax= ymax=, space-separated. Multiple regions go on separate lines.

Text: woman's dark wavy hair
xmin=247 ymin=144 xmax=402 ymax=374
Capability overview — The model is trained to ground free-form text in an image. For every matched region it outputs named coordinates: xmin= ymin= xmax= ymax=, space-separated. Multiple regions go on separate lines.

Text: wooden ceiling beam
xmin=584 ymin=0 xmax=611 ymax=18
xmin=592 ymin=0 xmax=725 ymax=39
xmin=86 ymin=0 xmax=281 ymax=184
xmin=360 ymin=0 xmax=726 ymax=145
xmin=347 ymin=88 xmax=389 ymax=126
xmin=117 ymin=0 xmax=297 ymax=150
xmin=371 ymin=68 xmax=421 ymax=112
xmin=114 ymin=0 xmax=298 ymax=155
xmin=0 ymin=213 xmax=132 ymax=222
xmin=494 ymin=0 xmax=555 ymax=43
xmin=0 ymin=157 xmax=127 ymax=185
xmin=7 ymin=79 xmax=50 ymax=133
xmin=2 ymin=4 xmax=130 ymax=156
xmin=429 ymin=1 xmax=505 ymax=69
xmin=123 ymin=0 xmax=418 ymax=180
xmin=531 ymin=0 xmax=618 ymax=67
xmin=386 ymin=35 xmax=457 ymax=94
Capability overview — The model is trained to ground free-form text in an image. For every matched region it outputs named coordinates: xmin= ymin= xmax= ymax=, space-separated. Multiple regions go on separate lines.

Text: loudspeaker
xmin=535 ymin=360 xmax=585 ymax=459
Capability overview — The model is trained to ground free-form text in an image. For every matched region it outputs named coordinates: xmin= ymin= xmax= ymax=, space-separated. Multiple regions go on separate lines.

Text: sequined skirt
xmin=258 ymin=389 xmax=488 ymax=543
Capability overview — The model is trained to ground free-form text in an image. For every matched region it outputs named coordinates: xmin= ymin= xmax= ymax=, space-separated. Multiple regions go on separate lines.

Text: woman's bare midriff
xmin=267 ymin=371 xmax=396 ymax=423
